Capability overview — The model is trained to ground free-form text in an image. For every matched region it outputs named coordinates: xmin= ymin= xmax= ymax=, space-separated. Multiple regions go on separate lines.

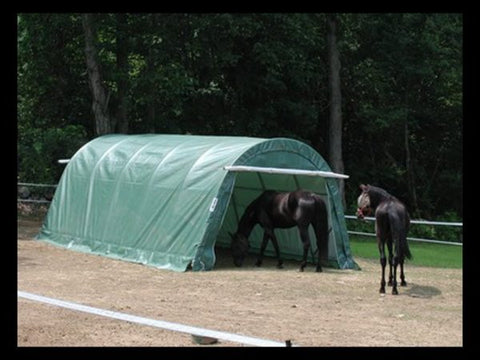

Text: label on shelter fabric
xmin=209 ymin=197 xmax=218 ymax=212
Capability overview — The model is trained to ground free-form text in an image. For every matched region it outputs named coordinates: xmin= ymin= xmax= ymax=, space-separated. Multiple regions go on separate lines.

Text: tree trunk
xmin=145 ymin=42 xmax=157 ymax=133
xmin=115 ymin=13 xmax=129 ymax=133
xmin=405 ymin=119 xmax=419 ymax=216
xmin=82 ymin=14 xmax=111 ymax=135
xmin=327 ymin=15 xmax=345 ymax=205
xmin=145 ymin=14 xmax=159 ymax=133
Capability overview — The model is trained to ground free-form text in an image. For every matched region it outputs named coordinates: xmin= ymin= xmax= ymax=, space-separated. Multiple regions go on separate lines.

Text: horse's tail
xmin=389 ymin=210 xmax=412 ymax=261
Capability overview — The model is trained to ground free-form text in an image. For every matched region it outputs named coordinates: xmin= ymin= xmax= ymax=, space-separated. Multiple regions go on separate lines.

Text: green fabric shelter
xmin=38 ymin=134 xmax=358 ymax=272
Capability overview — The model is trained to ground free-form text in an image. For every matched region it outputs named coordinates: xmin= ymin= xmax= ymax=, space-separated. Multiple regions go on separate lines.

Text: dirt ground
xmin=17 ymin=218 xmax=463 ymax=347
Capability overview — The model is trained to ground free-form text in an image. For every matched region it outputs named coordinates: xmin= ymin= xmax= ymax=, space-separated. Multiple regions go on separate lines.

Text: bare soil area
xmin=17 ymin=218 xmax=462 ymax=347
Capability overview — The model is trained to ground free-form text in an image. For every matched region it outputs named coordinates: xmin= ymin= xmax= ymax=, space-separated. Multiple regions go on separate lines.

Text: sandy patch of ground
xmin=17 ymin=218 xmax=462 ymax=347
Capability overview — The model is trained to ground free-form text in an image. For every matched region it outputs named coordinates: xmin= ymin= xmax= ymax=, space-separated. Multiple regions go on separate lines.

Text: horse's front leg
xmin=255 ymin=232 xmax=270 ymax=267
xmin=299 ymin=227 xmax=311 ymax=272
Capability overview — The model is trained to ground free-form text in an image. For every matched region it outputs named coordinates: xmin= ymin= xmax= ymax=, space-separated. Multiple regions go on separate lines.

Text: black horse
xmin=357 ymin=184 xmax=412 ymax=295
xmin=229 ymin=189 xmax=329 ymax=272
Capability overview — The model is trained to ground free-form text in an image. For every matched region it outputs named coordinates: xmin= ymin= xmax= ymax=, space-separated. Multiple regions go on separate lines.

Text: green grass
xmin=349 ymin=235 xmax=463 ymax=268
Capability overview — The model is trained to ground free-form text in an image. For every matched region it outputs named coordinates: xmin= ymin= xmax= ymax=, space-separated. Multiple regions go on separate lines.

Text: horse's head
xmin=357 ymin=184 xmax=372 ymax=219
xmin=229 ymin=232 xmax=249 ymax=267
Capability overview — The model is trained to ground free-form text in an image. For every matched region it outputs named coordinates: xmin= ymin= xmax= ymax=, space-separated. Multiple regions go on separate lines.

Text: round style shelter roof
xmin=39 ymin=134 xmax=357 ymax=271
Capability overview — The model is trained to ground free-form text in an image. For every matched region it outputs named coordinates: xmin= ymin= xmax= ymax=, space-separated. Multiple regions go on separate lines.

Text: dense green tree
xmin=341 ymin=14 xmax=462 ymax=218
xmin=18 ymin=14 xmax=89 ymax=182
xmin=17 ymin=13 xmax=462 ymax=219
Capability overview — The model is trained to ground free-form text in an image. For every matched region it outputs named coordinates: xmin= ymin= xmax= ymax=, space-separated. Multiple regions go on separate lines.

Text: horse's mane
xmin=236 ymin=191 xmax=276 ymax=238
xmin=366 ymin=185 xmax=395 ymax=208
xmin=238 ymin=193 xmax=264 ymax=228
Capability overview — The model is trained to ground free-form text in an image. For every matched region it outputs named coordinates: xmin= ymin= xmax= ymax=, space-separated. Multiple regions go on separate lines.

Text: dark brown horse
xmin=229 ymin=189 xmax=329 ymax=272
xmin=357 ymin=184 xmax=412 ymax=294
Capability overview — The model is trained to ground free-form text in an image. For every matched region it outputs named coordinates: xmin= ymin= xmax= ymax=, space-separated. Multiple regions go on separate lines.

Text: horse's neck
xmin=237 ymin=208 xmax=257 ymax=238
xmin=369 ymin=190 xmax=393 ymax=209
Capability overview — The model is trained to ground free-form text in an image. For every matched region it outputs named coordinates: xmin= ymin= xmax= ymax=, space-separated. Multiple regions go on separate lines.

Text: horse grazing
xmin=357 ymin=184 xmax=412 ymax=295
xmin=229 ymin=189 xmax=329 ymax=272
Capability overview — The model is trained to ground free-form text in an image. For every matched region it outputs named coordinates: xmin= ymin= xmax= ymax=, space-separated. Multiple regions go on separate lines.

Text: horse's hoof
xmin=392 ymin=288 xmax=399 ymax=295
xmin=379 ymin=287 xmax=385 ymax=294
xmin=299 ymin=267 xmax=305 ymax=272
xmin=277 ymin=264 xmax=284 ymax=269
xmin=387 ymin=280 xmax=393 ymax=286
xmin=255 ymin=260 xmax=262 ymax=267
xmin=315 ymin=266 xmax=322 ymax=272
xmin=401 ymin=281 xmax=407 ymax=287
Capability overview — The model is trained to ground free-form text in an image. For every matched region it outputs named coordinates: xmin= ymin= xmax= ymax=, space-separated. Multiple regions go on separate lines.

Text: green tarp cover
xmin=38 ymin=134 xmax=357 ymax=272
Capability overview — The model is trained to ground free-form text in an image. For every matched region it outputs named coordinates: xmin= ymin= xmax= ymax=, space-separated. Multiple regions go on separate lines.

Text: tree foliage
xmin=17 ymin=13 xmax=462 ymax=219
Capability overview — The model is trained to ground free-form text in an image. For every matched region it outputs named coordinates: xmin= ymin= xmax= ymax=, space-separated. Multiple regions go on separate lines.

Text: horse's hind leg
xmin=315 ymin=246 xmax=322 ymax=273
xmin=312 ymin=222 xmax=325 ymax=273
xmin=378 ymin=241 xmax=387 ymax=294
xmin=400 ymin=260 xmax=407 ymax=286
xmin=298 ymin=227 xmax=311 ymax=272
xmin=392 ymin=256 xmax=399 ymax=295
xmin=386 ymin=240 xmax=393 ymax=286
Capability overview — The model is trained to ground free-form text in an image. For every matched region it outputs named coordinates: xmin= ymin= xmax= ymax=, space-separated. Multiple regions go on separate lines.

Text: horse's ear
xmin=359 ymin=184 xmax=368 ymax=192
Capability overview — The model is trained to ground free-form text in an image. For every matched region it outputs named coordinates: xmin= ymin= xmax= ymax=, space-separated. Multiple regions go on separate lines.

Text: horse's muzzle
xmin=357 ymin=207 xmax=367 ymax=219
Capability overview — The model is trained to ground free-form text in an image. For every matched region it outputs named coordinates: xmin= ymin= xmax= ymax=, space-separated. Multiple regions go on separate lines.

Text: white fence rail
xmin=344 ymin=215 xmax=463 ymax=227
xmin=18 ymin=290 xmax=288 ymax=347
xmin=18 ymin=182 xmax=58 ymax=188
xmin=344 ymin=215 xmax=463 ymax=246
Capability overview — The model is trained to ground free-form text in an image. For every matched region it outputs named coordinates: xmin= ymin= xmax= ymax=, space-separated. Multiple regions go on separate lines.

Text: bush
xmin=18 ymin=125 xmax=87 ymax=184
